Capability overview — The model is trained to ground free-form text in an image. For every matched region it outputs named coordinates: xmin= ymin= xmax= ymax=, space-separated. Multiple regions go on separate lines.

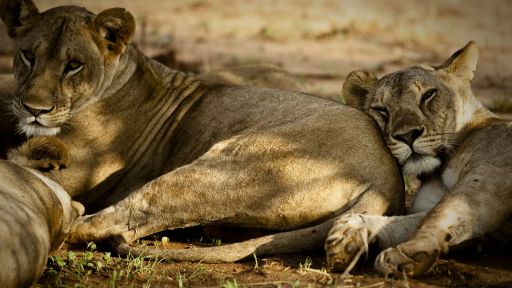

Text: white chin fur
xmin=19 ymin=123 xmax=61 ymax=137
xmin=402 ymin=156 xmax=441 ymax=176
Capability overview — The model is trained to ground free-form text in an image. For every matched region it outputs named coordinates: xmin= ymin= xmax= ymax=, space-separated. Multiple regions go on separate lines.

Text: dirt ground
xmin=0 ymin=0 xmax=511 ymax=287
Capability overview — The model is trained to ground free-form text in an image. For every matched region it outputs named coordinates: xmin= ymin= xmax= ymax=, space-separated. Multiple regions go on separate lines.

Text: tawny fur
xmin=0 ymin=1 xmax=404 ymax=265
xmin=0 ymin=136 xmax=82 ymax=288
xmin=328 ymin=42 xmax=512 ymax=277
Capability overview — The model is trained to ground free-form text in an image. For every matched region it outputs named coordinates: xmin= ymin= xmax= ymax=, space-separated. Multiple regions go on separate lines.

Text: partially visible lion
xmin=324 ymin=41 xmax=512 ymax=276
xmin=0 ymin=0 xmax=404 ymax=265
xmin=197 ymin=64 xmax=305 ymax=92
xmin=0 ymin=136 xmax=82 ymax=288
xmin=0 ymin=74 xmax=23 ymax=158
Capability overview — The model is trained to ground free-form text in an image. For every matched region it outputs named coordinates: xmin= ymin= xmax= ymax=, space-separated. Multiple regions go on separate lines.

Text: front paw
xmin=325 ymin=214 xmax=371 ymax=273
xmin=375 ymin=240 xmax=440 ymax=277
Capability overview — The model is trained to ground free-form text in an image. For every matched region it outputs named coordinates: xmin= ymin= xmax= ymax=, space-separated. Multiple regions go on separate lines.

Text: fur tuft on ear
xmin=435 ymin=41 xmax=479 ymax=82
xmin=342 ymin=70 xmax=378 ymax=112
xmin=93 ymin=8 xmax=135 ymax=54
xmin=0 ymin=0 xmax=39 ymax=37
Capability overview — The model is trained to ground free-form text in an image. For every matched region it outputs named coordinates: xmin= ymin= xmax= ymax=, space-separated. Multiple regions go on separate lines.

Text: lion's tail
xmin=114 ymin=220 xmax=334 ymax=263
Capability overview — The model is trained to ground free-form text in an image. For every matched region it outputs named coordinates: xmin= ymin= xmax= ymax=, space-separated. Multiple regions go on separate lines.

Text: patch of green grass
xmin=222 ymin=279 xmax=239 ymax=288
xmin=42 ymin=242 xmax=161 ymax=287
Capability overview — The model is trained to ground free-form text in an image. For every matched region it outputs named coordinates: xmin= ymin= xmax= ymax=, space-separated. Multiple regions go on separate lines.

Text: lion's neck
xmin=60 ymin=46 xmax=208 ymax=206
xmin=455 ymin=89 xmax=497 ymax=132
xmin=102 ymin=48 xmax=139 ymax=99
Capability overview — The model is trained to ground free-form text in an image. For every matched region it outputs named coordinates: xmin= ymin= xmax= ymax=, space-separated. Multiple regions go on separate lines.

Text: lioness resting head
xmin=0 ymin=1 xmax=403 ymax=266
xmin=0 ymin=136 xmax=82 ymax=288
xmin=324 ymin=42 xmax=512 ymax=276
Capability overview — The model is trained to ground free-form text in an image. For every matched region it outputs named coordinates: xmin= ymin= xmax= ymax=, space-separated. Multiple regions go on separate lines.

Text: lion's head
xmin=0 ymin=0 xmax=136 ymax=136
xmin=343 ymin=42 xmax=492 ymax=176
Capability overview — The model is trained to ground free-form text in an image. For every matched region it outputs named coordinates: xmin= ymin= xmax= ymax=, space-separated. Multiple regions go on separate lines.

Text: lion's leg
xmin=67 ymin=164 xmax=241 ymax=244
xmin=119 ymin=182 xmax=402 ymax=263
xmin=325 ymin=178 xmax=446 ymax=272
xmin=68 ymin=159 xmax=377 ymax=245
xmin=375 ymin=175 xmax=512 ymax=277
xmin=69 ymin=175 xmax=401 ymax=263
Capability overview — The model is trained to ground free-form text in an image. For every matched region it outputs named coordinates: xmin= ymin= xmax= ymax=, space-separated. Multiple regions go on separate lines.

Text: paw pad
xmin=325 ymin=214 xmax=373 ymax=274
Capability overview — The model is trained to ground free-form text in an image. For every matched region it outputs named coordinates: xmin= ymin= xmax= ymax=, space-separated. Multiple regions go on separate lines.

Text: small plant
xmin=189 ymin=265 xmax=207 ymax=279
xmin=299 ymin=256 xmax=313 ymax=273
xmin=222 ymin=279 xmax=239 ymax=288
xmin=253 ymin=252 xmax=259 ymax=270
xmin=212 ymin=238 xmax=222 ymax=246
xmin=176 ymin=272 xmax=185 ymax=288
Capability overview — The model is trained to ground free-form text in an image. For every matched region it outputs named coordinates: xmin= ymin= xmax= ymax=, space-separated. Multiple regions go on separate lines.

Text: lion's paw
xmin=325 ymin=214 xmax=372 ymax=273
xmin=375 ymin=240 xmax=440 ymax=277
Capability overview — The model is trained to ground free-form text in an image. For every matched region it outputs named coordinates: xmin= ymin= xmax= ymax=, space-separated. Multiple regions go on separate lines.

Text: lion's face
xmin=366 ymin=67 xmax=457 ymax=176
xmin=0 ymin=2 xmax=135 ymax=137
xmin=344 ymin=42 xmax=480 ymax=176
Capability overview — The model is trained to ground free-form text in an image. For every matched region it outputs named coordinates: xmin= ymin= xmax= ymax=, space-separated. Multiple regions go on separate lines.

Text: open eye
xmin=65 ymin=60 xmax=84 ymax=76
xmin=20 ymin=50 xmax=35 ymax=66
xmin=421 ymin=88 xmax=437 ymax=103
xmin=371 ymin=106 xmax=389 ymax=120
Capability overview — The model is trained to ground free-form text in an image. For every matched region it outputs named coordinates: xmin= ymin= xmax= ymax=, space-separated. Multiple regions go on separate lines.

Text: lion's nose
xmin=23 ymin=102 xmax=54 ymax=116
xmin=393 ymin=127 xmax=424 ymax=147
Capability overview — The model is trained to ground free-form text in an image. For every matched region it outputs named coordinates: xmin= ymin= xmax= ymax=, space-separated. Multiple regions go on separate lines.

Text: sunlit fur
xmin=0 ymin=1 xmax=405 ymax=269
xmin=342 ymin=42 xmax=512 ymax=278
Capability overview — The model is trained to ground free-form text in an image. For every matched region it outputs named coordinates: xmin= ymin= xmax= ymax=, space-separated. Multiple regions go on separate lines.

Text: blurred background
xmin=0 ymin=0 xmax=511 ymax=112
xmin=0 ymin=2 xmax=511 ymax=286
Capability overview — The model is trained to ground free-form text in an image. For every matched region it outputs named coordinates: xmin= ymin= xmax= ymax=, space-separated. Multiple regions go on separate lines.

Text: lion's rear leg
xmin=114 ymin=183 xmax=403 ymax=263
xmin=69 ymin=175 xmax=404 ymax=263
xmin=67 ymin=163 xmax=240 ymax=244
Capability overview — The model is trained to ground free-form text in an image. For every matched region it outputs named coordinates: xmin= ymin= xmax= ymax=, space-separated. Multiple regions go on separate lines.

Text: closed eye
xmin=20 ymin=50 xmax=35 ymax=67
xmin=370 ymin=106 xmax=389 ymax=119
xmin=421 ymin=88 xmax=437 ymax=103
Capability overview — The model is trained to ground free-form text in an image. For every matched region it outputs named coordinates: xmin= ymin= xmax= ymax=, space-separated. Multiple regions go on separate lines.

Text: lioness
xmin=197 ymin=64 xmax=305 ymax=92
xmin=0 ymin=1 xmax=403 ymax=263
xmin=0 ymin=136 xmax=82 ymax=288
xmin=324 ymin=42 xmax=512 ymax=276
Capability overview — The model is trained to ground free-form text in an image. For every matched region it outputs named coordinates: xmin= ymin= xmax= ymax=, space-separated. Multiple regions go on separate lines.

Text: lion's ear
xmin=93 ymin=8 xmax=135 ymax=54
xmin=342 ymin=70 xmax=377 ymax=112
xmin=0 ymin=0 xmax=39 ymax=37
xmin=435 ymin=41 xmax=478 ymax=82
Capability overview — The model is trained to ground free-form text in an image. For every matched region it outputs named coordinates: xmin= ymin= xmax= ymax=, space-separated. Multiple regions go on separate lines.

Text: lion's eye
xmin=20 ymin=50 xmax=35 ymax=66
xmin=65 ymin=60 xmax=84 ymax=76
xmin=371 ymin=106 xmax=389 ymax=119
xmin=421 ymin=88 xmax=437 ymax=103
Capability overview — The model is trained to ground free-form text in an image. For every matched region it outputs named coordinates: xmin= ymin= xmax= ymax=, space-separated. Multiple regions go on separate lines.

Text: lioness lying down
xmin=0 ymin=1 xmax=403 ymax=265
xmin=0 ymin=136 xmax=83 ymax=288
xmin=326 ymin=42 xmax=512 ymax=276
